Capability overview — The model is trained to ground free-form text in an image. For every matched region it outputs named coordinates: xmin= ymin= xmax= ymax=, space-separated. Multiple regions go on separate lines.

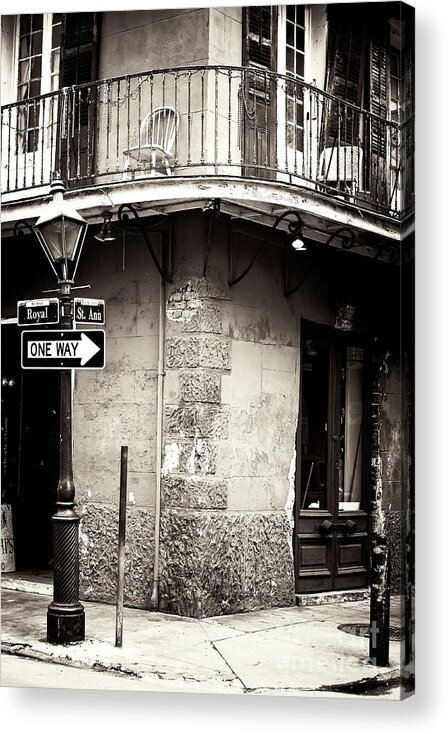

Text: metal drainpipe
xmin=150 ymin=263 xmax=166 ymax=610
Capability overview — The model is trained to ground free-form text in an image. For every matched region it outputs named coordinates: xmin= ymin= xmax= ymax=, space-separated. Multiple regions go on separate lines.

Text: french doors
xmin=295 ymin=324 xmax=369 ymax=593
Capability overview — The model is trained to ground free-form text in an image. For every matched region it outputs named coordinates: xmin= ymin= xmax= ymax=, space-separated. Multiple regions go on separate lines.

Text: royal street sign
xmin=21 ymin=330 xmax=106 ymax=369
xmin=17 ymin=298 xmax=60 ymax=326
xmin=74 ymin=298 xmax=105 ymax=325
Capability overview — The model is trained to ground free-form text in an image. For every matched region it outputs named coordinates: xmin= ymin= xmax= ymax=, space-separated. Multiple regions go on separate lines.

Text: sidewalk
xmin=1 ymin=583 xmax=408 ymax=698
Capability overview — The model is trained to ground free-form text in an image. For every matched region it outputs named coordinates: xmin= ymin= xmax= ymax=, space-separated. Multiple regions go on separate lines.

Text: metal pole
xmin=115 ymin=445 xmax=128 ymax=647
xmin=47 ymin=281 xmax=85 ymax=644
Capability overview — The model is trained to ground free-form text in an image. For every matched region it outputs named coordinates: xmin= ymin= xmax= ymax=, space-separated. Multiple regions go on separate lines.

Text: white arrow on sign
xmin=27 ymin=332 xmax=101 ymax=366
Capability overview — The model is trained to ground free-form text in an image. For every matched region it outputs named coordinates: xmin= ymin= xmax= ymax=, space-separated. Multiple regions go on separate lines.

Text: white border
xmin=2 ymin=1 xmax=447 ymax=732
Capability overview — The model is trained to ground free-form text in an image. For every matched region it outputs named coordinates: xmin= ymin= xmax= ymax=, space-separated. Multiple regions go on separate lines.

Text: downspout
xmin=150 ymin=247 xmax=166 ymax=609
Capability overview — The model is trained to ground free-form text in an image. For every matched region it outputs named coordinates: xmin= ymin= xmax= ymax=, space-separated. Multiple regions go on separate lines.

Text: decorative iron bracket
xmin=325 ymin=227 xmax=356 ymax=250
xmin=13 ymin=219 xmax=37 ymax=239
xmin=228 ymin=210 xmax=304 ymax=287
xmin=117 ymin=203 xmax=173 ymax=283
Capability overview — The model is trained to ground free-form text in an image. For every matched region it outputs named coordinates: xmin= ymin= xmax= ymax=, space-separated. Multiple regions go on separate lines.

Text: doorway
xmin=1 ymin=323 xmax=60 ymax=572
xmin=295 ymin=323 xmax=369 ymax=593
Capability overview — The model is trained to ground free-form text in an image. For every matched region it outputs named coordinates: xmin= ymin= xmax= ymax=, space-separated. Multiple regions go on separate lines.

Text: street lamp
xmin=35 ymin=178 xmax=87 ymax=644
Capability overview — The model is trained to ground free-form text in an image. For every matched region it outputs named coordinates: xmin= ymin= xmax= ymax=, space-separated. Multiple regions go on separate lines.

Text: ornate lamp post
xmin=34 ymin=178 xmax=88 ymax=644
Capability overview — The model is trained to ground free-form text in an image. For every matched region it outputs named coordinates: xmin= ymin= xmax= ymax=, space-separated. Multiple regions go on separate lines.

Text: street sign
xmin=21 ymin=330 xmax=106 ymax=370
xmin=74 ymin=298 xmax=105 ymax=325
xmin=17 ymin=298 xmax=60 ymax=326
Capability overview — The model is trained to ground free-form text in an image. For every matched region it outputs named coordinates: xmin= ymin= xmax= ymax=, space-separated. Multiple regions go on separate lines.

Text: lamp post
xmin=34 ymin=178 xmax=88 ymax=644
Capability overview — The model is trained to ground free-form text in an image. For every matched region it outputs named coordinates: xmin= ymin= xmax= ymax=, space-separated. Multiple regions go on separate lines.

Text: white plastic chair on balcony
xmin=317 ymin=145 xmax=363 ymax=200
xmin=123 ymin=106 xmax=180 ymax=177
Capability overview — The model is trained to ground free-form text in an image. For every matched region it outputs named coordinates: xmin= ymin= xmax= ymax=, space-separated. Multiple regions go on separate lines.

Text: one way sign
xmin=21 ymin=330 xmax=106 ymax=370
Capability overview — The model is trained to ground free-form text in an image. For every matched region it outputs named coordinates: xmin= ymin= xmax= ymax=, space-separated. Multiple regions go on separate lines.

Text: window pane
xmin=340 ymin=347 xmax=364 ymax=509
xmin=20 ymin=15 xmax=31 ymax=35
xmin=286 ymin=47 xmax=294 ymax=73
xmin=296 ymin=5 xmax=305 ymax=26
xmin=296 ymin=26 xmax=305 ymax=52
xmin=390 ymin=54 xmax=399 ymax=77
xmin=32 ymin=14 xmax=43 ymax=31
xmin=28 ymin=104 xmax=40 ymax=129
xmin=31 ymin=30 xmax=43 ymax=56
xmin=286 ymin=21 xmax=294 ymax=46
xmin=52 ymin=23 xmax=62 ymax=50
xmin=31 ymin=56 xmax=42 ymax=79
xmin=18 ymin=83 xmax=29 ymax=101
xmin=296 ymin=52 xmax=304 ymax=78
xmin=286 ymin=5 xmax=295 ymax=22
xmin=51 ymin=50 xmax=60 ymax=75
xmin=301 ymin=337 xmax=329 ymax=510
xmin=29 ymin=79 xmax=41 ymax=98
xmin=19 ymin=59 xmax=30 ymax=84
xmin=27 ymin=129 xmax=39 ymax=152
xmin=20 ymin=35 xmax=31 ymax=58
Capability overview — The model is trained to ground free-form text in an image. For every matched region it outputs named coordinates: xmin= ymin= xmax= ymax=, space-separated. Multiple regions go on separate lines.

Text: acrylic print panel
xmin=1 ymin=0 xmax=414 ymax=700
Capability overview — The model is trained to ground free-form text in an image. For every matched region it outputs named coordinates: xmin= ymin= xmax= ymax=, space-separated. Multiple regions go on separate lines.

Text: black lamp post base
xmin=47 ymin=604 xmax=85 ymax=645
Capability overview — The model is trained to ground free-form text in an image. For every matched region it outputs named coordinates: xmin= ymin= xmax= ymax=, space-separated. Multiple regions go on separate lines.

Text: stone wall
xmin=158 ymin=211 xmax=300 ymax=617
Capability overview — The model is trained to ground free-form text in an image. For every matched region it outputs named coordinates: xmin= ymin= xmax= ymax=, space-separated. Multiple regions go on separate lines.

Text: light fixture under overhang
xmin=291 ymin=235 xmax=307 ymax=251
xmin=94 ymin=211 xmax=116 ymax=242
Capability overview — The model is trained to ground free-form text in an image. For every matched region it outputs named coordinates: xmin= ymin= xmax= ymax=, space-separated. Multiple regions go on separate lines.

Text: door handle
xmin=318 ymin=520 xmax=357 ymax=535
xmin=318 ymin=520 xmax=334 ymax=534
xmin=333 ymin=520 xmax=358 ymax=535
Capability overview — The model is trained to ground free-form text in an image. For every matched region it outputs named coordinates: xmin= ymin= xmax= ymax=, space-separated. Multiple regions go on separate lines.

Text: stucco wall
xmin=99 ymin=9 xmax=211 ymax=80
xmin=74 ymin=228 xmax=160 ymax=607
xmin=0 ymin=15 xmax=16 ymax=105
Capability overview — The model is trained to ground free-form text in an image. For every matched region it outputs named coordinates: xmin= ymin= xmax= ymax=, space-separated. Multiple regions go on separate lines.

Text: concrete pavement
xmin=1 ymin=584 xmax=411 ymax=698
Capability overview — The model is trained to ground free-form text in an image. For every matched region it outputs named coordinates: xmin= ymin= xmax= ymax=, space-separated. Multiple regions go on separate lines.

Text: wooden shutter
xmin=243 ymin=5 xmax=275 ymax=70
xmin=241 ymin=6 xmax=277 ymax=178
xmin=60 ymin=13 xmax=99 ymax=88
xmin=369 ymin=37 xmax=388 ymax=157
xmin=324 ymin=8 xmax=366 ymax=146
xmin=402 ymin=20 xmax=415 ymax=206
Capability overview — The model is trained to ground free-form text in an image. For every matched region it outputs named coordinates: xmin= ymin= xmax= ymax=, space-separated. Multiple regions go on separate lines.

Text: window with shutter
xmin=241 ymin=6 xmax=277 ymax=178
xmin=60 ymin=13 xmax=98 ymax=87
xmin=324 ymin=9 xmax=366 ymax=148
xmin=244 ymin=6 xmax=273 ymax=70
xmin=60 ymin=13 xmax=99 ymax=129
xmin=16 ymin=13 xmax=99 ymax=151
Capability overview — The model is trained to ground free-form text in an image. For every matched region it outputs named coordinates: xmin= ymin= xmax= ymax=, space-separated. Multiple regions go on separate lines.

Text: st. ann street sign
xmin=74 ymin=298 xmax=105 ymax=325
xmin=21 ymin=330 xmax=106 ymax=369
xmin=17 ymin=298 xmax=60 ymax=326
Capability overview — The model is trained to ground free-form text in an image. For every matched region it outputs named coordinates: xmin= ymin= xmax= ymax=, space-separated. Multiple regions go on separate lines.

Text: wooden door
xmin=295 ymin=325 xmax=369 ymax=594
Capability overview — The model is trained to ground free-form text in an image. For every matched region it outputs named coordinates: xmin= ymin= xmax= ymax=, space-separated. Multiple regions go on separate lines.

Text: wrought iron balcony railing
xmin=1 ymin=66 xmax=413 ymax=218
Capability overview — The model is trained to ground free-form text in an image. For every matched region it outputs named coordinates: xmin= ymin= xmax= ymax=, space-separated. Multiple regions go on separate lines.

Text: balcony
xmin=1 ymin=65 xmax=413 ymax=219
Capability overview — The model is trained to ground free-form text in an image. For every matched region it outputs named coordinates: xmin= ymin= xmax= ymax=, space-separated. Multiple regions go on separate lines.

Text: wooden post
xmin=115 ymin=445 xmax=128 ymax=648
